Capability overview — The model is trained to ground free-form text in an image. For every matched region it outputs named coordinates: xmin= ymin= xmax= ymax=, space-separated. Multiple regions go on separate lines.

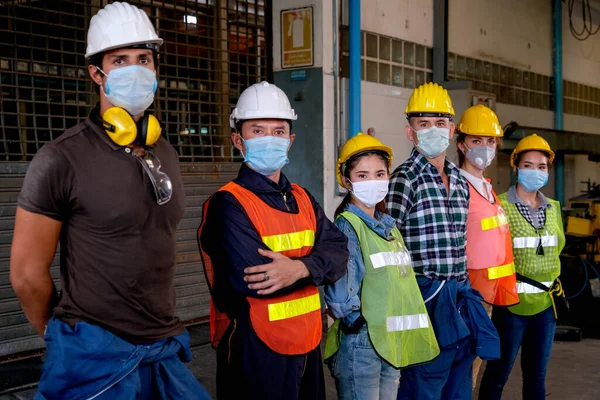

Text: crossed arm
xmin=200 ymin=190 xmax=348 ymax=298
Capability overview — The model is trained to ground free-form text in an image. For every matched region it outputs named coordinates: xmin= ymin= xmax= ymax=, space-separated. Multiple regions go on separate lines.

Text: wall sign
xmin=472 ymin=94 xmax=496 ymax=110
xmin=281 ymin=6 xmax=314 ymax=69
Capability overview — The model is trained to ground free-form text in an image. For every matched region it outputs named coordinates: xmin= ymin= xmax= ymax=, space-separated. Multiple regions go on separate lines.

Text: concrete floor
xmin=2 ymin=338 xmax=599 ymax=399
xmin=473 ymin=339 xmax=600 ymax=400
xmin=191 ymin=339 xmax=600 ymax=399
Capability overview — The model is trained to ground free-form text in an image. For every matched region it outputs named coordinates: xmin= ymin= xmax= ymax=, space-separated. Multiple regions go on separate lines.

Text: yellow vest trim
xmin=268 ymin=293 xmax=321 ymax=322
xmin=481 ymin=213 xmax=508 ymax=231
xmin=487 ymin=262 xmax=516 ymax=280
xmin=262 ymin=230 xmax=315 ymax=253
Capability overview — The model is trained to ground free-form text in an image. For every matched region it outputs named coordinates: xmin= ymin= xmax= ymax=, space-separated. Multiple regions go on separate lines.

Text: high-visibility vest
xmin=325 ymin=211 xmax=439 ymax=368
xmin=198 ymin=182 xmax=322 ymax=355
xmin=466 ymin=183 xmax=519 ymax=306
xmin=498 ymin=192 xmax=565 ymax=316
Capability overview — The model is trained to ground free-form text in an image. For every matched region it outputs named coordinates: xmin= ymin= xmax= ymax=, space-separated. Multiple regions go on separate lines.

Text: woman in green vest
xmin=479 ymin=134 xmax=565 ymax=400
xmin=324 ymin=133 xmax=439 ymax=400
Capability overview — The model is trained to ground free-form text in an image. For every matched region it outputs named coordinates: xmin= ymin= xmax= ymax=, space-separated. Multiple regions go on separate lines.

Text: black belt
xmin=340 ymin=315 xmax=366 ymax=334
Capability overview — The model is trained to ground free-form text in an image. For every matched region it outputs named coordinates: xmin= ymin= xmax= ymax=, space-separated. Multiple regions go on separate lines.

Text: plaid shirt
xmin=387 ymin=149 xmax=470 ymax=280
xmin=507 ymin=185 xmax=550 ymax=229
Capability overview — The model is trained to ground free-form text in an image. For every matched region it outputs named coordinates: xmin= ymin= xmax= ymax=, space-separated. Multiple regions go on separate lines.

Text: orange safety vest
xmin=466 ymin=182 xmax=519 ymax=306
xmin=198 ymin=181 xmax=322 ymax=355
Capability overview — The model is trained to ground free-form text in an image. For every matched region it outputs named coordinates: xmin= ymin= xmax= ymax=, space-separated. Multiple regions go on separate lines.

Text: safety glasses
xmin=132 ymin=149 xmax=172 ymax=205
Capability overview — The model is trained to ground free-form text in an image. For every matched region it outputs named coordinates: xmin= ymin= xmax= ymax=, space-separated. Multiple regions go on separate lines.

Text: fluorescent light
xmin=184 ymin=15 xmax=197 ymax=25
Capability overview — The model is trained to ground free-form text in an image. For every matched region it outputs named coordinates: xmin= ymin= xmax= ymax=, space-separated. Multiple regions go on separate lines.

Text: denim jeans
xmin=397 ymin=335 xmax=475 ymax=400
xmin=479 ymin=306 xmax=556 ymax=400
xmin=331 ymin=326 xmax=400 ymax=400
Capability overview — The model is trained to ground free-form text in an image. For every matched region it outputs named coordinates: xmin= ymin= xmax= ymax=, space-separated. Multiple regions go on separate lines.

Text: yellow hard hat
xmin=510 ymin=134 xmax=555 ymax=167
xmin=337 ymin=133 xmax=393 ymax=186
xmin=457 ymin=105 xmax=503 ymax=137
xmin=405 ymin=82 xmax=455 ymax=117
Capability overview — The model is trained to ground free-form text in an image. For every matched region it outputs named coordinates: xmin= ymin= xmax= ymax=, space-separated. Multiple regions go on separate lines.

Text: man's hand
xmin=244 ymin=248 xmax=310 ymax=295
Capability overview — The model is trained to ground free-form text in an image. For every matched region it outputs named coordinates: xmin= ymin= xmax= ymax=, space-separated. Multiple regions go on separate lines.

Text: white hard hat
xmin=85 ymin=2 xmax=163 ymax=58
xmin=229 ymin=81 xmax=298 ymax=129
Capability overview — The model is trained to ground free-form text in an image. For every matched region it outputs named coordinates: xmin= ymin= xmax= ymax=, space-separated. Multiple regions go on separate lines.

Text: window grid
xmin=339 ymin=26 xmax=433 ymax=89
xmin=0 ymin=0 xmax=271 ymax=162
xmin=339 ymin=27 xmax=600 ymax=120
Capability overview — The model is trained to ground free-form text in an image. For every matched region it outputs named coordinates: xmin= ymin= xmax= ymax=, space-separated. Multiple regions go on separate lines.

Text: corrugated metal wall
xmin=0 ymin=0 xmax=270 ymax=359
xmin=0 ymin=163 xmax=44 ymax=358
xmin=174 ymin=163 xmax=239 ymax=323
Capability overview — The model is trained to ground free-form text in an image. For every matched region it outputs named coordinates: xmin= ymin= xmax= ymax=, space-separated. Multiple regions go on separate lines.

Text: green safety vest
xmin=498 ymin=192 xmax=565 ymax=316
xmin=325 ymin=211 xmax=440 ymax=368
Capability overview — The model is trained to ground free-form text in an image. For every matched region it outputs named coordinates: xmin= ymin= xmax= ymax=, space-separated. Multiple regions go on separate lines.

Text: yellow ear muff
xmin=101 ymin=107 xmax=137 ymax=146
xmin=144 ymin=114 xmax=162 ymax=146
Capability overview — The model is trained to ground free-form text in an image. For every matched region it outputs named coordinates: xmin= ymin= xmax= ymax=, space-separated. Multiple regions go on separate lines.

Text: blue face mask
xmin=413 ymin=126 xmax=450 ymax=158
xmin=242 ymin=136 xmax=290 ymax=176
xmin=99 ymin=65 xmax=158 ymax=116
xmin=517 ymin=169 xmax=549 ymax=192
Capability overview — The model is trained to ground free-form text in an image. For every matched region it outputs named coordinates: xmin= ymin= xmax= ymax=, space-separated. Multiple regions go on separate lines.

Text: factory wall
xmin=314 ymin=0 xmax=600 ymax=216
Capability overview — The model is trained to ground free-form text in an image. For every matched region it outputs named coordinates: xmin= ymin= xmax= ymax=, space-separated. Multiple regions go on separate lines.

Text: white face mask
xmin=350 ymin=179 xmax=390 ymax=208
xmin=412 ymin=126 xmax=450 ymax=158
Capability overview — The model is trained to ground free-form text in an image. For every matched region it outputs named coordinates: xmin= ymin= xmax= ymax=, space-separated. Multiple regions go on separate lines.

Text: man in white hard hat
xmin=10 ymin=2 xmax=209 ymax=398
xmin=198 ymin=81 xmax=349 ymax=399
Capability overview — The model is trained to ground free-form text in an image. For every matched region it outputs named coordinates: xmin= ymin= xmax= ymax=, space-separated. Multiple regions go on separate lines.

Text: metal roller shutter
xmin=0 ymin=0 xmax=270 ymax=359
xmin=175 ymin=162 xmax=238 ymax=323
xmin=0 ymin=163 xmax=49 ymax=358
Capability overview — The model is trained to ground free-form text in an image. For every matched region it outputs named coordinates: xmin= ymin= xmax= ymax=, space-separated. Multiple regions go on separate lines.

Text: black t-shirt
xmin=17 ymin=116 xmax=186 ymax=344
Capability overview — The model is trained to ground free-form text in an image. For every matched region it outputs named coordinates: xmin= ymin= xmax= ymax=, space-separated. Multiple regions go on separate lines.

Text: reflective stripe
xmin=487 ymin=262 xmax=516 ymax=280
xmin=268 ymin=293 xmax=321 ymax=322
xmin=516 ymin=281 xmax=553 ymax=294
xmin=262 ymin=230 xmax=315 ymax=253
xmin=513 ymin=235 xmax=558 ymax=249
xmin=481 ymin=214 xmax=508 ymax=231
xmin=386 ymin=314 xmax=430 ymax=332
xmin=370 ymin=251 xmax=412 ymax=269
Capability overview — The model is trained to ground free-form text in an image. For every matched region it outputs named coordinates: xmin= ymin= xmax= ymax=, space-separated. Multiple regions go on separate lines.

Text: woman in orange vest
xmin=455 ymin=105 xmax=519 ymax=388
